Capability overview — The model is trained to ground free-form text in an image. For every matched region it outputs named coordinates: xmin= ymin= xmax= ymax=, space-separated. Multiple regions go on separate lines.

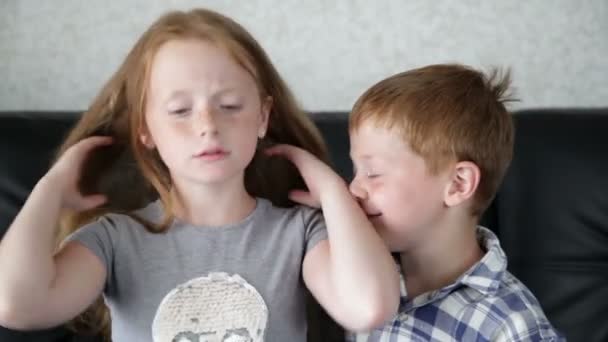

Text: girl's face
xmin=141 ymin=38 xmax=270 ymax=187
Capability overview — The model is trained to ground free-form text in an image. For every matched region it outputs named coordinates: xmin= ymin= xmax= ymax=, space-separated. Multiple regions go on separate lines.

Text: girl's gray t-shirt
xmin=67 ymin=198 xmax=328 ymax=342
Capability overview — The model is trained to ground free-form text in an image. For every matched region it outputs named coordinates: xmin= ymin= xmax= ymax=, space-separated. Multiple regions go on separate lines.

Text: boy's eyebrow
xmin=349 ymin=153 xmax=373 ymax=161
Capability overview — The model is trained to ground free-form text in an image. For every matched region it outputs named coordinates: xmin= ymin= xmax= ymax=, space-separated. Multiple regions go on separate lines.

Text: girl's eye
xmin=220 ymin=104 xmax=242 ymax=111
xmin=169 ymin=108 xmax=191 ymax=115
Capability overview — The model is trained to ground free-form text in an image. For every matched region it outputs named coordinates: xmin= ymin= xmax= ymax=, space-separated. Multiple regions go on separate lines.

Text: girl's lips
xmin=194 ymin=148 xmax=230 ymax=161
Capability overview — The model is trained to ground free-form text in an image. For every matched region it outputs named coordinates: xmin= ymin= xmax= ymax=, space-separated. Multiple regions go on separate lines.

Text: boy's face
xmin=349 ymin=121 xmax=451 ymax=252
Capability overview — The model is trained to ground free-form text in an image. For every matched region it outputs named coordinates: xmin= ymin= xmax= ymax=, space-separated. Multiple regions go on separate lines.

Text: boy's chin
xmin=387 ymin=240 xmax=412 ymax=254
xmin=367 ymin=214 xmax=384 ymax=226
xmin=376 ymin=227 xmax=412 ymax=252
xmin=373 ymin=226 xmax=398 ymax=248
xmin=370 ymin=220 xmax=389 ymax=238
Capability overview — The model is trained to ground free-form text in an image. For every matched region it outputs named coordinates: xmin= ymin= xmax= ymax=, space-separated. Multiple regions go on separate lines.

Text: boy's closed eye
xmin=365 ymin=172 xmax=380 ymax=179
xmin=353 ymin=165 xmax=380 ymax=179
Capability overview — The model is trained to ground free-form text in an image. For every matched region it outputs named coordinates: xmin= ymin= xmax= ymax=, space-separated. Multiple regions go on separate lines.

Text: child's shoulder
xmin=262 ymin=199 xmax=322 ymax=221
xmin=78 ymin=200 xmax=161 ymax=234
xmin=475 ymin=227 xmax=544 ymax=314
xmin=492 ymin=271 xmax=548 ymax=316
xmin=479 ymin=272 xmax=563 ymax=340
xmin=88 ymin=199 xmax=324 ymax=234
xmin=458 ymin=227 xmax=563 ymax=339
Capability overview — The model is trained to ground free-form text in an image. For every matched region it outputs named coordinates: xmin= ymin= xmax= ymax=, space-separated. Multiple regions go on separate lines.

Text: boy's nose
xmin=349 ymin=178 xmax=368 ymax=201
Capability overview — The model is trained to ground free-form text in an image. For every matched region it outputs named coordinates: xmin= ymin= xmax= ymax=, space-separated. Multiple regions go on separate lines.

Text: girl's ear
xmin=259 ymin=96 xmax=272 ymax=138
xmin=139 ymin=126 xmax=155 ymax=149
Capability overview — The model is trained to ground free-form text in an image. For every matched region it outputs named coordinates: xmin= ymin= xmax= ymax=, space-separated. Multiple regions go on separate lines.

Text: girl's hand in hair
xmin=265 ymin=144 xmax=345 ymax=208
xmin=42 ymin=136 xmax=113 ymax=211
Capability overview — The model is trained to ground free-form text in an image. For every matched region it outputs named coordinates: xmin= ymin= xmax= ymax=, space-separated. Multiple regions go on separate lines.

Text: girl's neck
xmin=170 ymin=177 xmax=256 ymax=227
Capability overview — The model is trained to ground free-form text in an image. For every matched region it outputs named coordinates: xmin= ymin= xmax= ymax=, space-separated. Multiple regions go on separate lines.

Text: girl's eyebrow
xmin=164 ymin=90 xmax=190 ymax=103
xmin=163 ymin=87 xmax=242 ymax=104
xmin=215 ymin=87 xmax=239 ymax=95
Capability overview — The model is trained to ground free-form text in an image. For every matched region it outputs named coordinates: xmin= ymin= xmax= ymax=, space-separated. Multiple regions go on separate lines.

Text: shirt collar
xmin=457 ymin=226 xmax=507 ymax=295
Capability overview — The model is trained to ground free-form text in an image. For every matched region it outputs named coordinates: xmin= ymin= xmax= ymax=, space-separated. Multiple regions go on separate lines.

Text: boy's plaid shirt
xmin=347 ymin=227 xmax=565 ymax=342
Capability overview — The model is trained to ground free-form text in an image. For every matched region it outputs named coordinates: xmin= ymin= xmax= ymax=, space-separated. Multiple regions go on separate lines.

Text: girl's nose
xmin=195 ymin=108 xmax=219 ymax=137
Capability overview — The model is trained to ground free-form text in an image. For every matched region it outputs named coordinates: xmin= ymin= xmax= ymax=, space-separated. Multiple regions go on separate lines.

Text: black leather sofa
xmin=1 ymin=109 xmax=607 ymax=341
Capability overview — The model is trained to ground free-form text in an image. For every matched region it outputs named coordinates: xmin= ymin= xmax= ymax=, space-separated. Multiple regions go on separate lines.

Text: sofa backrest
xmin=1 ymin=109 xmax=607 ymax=341
xmin=490 ymin=109 xmax=608 ymax=342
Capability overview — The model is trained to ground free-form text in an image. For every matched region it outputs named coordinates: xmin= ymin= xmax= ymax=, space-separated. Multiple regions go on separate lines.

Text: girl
xmin=0 ymin=8 xmax=399 ymax=341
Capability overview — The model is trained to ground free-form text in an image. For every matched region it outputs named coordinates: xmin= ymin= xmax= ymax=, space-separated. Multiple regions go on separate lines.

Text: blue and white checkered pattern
xmin=347 ymin=227 xmax=565 ymax=342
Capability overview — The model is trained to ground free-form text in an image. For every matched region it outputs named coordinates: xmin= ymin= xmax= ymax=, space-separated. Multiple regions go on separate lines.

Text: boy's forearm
xmin=0 ymin=177 xmax=63 ymax=310
xmin=320 ymin=180 xmax=400 ymax=324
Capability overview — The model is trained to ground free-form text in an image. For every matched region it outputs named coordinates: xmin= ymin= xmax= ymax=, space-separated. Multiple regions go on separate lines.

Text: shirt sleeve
xmin=301 ymin=207 xmax=328 ymax=253
xmin=63 ymin=214 xmax=121 ymax=294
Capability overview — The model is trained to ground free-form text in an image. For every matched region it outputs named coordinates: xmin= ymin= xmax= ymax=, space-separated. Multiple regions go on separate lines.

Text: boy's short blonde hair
xmin=349 ymin=64 xmax=515 ymax=216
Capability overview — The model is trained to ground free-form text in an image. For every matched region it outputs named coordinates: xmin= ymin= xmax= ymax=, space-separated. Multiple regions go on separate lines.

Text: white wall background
xmin=1 ymin=0 xmax=607 ymax=111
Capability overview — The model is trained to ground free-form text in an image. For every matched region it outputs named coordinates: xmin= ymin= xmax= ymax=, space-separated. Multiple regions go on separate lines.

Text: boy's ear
xmin=259 ymin=96 xmax=272 ymax=138
xmin=444 ymin=161 xmax=480 ymax=208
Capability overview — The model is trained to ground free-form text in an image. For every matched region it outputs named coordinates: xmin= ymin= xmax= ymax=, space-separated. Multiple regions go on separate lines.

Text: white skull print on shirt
xmin=152 ymin=273 xmax=268 ymax=342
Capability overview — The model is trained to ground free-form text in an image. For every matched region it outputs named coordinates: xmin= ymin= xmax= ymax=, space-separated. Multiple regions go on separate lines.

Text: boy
xmin=346 ymin=64 xmax=564 ymax=341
